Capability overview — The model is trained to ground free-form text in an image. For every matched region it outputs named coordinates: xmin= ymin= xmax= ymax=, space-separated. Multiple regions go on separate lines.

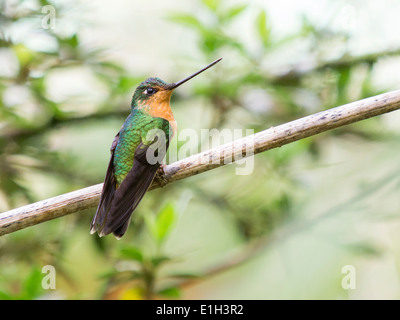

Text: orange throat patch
xmin=138 ymin=89 xmax=177 ymax=137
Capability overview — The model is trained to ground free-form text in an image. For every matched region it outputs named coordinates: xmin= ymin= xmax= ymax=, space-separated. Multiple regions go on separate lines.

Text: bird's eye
xmin=144 ymin=87 xmax=156 ymax=95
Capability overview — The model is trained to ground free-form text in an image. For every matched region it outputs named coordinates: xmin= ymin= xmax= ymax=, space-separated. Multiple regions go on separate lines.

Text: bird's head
xmin=131 ymin=58 xmax=222 ymax=110
xmin=131 ymin=77 xmax=172 ymax=109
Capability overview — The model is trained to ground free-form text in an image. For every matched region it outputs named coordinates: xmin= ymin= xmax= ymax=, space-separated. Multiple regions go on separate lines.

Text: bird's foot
xmin=154 ymin=164 xmax=168 ymax=187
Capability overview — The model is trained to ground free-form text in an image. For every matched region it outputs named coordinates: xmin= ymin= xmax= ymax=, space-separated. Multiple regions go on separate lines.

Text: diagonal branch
xmin=1 ymin=89 xmax=400 ymax=236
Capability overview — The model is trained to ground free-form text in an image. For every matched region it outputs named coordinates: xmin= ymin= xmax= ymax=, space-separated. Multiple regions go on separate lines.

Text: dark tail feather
xmin=99 ymin=160 xmax=159 ymax=237
xmin=90 ymin=155 xmax=118 ymax=236
xmin=112 ymin=219 xmax=131 ymax=239
xmin=90 ymin=132 xmax=120 ymax=236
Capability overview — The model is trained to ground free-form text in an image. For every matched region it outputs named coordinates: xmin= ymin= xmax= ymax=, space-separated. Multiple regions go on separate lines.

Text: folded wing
xmin=90 ymin=126 xmax=169 ymax=238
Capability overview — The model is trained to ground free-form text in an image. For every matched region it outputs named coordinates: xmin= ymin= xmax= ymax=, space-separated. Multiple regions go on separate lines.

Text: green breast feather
xmin=113 ymin=110 xmax=170 ymax=186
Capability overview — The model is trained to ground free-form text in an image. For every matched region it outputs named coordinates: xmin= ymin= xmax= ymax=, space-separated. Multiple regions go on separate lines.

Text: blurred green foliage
xmin=1 ymin=0 xmax=400 ymax=299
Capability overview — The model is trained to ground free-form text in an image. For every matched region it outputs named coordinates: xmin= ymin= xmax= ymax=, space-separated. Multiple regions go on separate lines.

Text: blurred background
xmin=1 ymin=0 xmax=400 ymax=299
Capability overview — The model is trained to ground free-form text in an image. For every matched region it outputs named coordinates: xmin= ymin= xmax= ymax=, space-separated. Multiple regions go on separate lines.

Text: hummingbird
xmin=90 ymin=58 xmax=222 ymax=238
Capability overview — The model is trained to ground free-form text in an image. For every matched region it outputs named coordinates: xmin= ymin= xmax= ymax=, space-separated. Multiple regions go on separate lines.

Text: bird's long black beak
xmin=168 ymin=57 xmax=222 ymax=90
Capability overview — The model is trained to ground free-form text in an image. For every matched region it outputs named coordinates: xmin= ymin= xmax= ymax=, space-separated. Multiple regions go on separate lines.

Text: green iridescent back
xmin=113 ymin=109 xmax=171 ymax=186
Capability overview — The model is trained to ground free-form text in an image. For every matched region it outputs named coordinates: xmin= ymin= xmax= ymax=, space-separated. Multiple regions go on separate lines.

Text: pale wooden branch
xmin=1 ymin=89 xmax=400 ymax=236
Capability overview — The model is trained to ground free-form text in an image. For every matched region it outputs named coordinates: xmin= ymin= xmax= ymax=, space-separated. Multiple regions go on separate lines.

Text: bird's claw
xmin=154 ymin=164 xmax=168 ymax=187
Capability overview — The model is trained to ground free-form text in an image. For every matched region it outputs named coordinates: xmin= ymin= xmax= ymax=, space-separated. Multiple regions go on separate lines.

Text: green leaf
xmin=155 ymin=203 xmax=176 ymax=243
xmin=12 ymin=44 xmax=35 ymax=66
xmin=151 ymin=255 xmax=171 ymax=267
xmin=0 ymin=290 xmax=12 ymax=300
xmin=201 ymin=0 xmax=220 ymax=11
xmin=144 ymin=214 xmax=156 ymax=239
xmin=21 ymin=267 xmax=44 ymax=299
xmin=144 ymin=203 xmax=176 ymax=245
xmin=346 ymin=242 xmax=382 ymax=256
xmin=221 ymin=5 xmax=247 ymax=22
xmin=119 ymin=246 xmax=144 ymax=262
xmin=65 ymin=34 xmax=79 ymax=48
xmin=158 ymin=286 xmax=181 ymax=298
xmin=256 ymin=10 xmax=271 ymax=46
xmin=168 ymin=13 xmax=206 ymax=33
